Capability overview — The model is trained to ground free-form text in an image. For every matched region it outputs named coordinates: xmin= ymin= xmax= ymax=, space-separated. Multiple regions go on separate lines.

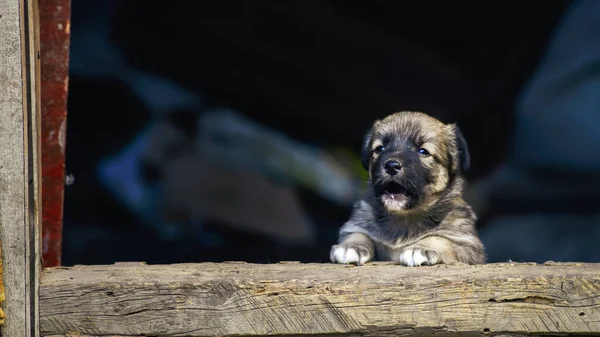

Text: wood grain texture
xmin=40 ymin=262 xmax=600 ymax=337
xmin=0 ymin=0 xmax=42 ymax=335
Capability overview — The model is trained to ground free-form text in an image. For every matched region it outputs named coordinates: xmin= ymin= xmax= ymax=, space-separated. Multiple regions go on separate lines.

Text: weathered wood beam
xmin=40 ymin=262 xmax=600 ymax=337
xmin=0 ymin=0 xmax=42 ymax=336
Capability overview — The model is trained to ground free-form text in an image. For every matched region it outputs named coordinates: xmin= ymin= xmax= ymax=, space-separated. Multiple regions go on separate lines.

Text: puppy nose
xmin=384 ymin=160 xmax=402 ymax=175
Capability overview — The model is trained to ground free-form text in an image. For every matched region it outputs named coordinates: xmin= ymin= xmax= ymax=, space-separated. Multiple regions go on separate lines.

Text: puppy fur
xmin=330 ymin=111 xmax=485 ymax=266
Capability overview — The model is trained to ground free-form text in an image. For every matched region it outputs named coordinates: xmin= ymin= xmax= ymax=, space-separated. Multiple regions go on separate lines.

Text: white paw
xmin=330 ymin=245 xmax=372 ymax=265
xmin=399 ymin=248 xmax=439 ymax=267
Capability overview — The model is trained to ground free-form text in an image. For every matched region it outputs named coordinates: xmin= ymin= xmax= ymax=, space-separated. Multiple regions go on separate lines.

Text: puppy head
xmin=361 ymin=111 xmax=470 ymax=214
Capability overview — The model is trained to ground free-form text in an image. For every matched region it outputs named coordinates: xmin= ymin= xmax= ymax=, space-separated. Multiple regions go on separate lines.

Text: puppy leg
xmin=397 ymin=236 xmax=459 ymax=267
xmin=330 ymin=232 xmax=375 ymax=265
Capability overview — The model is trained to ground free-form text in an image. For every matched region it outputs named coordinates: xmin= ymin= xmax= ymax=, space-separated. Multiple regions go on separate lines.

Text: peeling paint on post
xmin=40 ymin=0 xmax=71 ymax=268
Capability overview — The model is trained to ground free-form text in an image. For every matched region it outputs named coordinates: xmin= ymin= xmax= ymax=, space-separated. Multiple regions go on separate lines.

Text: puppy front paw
xmin=399 ymin=248 xmax=440 ymax=267
xmin=330 ymin=244 xmax=373 ymax=265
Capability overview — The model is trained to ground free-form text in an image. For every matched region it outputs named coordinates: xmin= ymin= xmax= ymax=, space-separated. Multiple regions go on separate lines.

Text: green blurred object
xmin=197 ymin=110 xmax=363 ymax=206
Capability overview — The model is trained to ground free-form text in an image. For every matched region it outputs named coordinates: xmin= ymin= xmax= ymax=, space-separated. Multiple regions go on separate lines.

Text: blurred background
xmin=59 ymin=0 xmax=600 ymax=266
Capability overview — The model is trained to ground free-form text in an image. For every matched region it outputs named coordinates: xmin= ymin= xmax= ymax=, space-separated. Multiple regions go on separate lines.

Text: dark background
xmin=62 ymin=0 xmax=600 ymax=266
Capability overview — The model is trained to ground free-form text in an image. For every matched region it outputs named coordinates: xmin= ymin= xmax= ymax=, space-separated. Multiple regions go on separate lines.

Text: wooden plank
xmin=0 ymin=0 xmax=42 ymax=335
xmin=40 ymin=262 xmax=600 ymax=337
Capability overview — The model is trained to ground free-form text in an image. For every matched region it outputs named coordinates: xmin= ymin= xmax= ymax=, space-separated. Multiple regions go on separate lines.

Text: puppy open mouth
xmin=380 ymin=182 xmax=411 ymax=207
xmin=384 ymin=182 xmax=407 ymax=196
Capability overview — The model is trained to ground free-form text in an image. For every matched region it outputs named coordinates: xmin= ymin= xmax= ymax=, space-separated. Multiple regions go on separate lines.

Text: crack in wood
xmin=488 ymin=296 xmax=555 ymax=305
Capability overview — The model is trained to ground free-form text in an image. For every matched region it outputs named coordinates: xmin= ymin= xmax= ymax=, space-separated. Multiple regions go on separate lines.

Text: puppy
xmin=330 ymin=111 xmax=485 ymax=266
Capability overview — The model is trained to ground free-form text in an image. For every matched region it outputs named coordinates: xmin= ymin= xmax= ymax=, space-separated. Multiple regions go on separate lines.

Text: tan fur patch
xmin=411 ymin=236 xmax=459 ymax=263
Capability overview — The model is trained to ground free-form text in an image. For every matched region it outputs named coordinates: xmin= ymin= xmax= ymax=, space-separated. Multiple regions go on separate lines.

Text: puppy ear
xmin=360 ymin=127 xmax=373 ymax=171
xmin=449 ymin=123 xmax=470 ymax=172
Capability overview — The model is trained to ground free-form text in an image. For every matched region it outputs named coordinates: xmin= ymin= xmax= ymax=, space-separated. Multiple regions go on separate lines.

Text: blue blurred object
xmin=513 ymin=0 xmax=600 ymax=171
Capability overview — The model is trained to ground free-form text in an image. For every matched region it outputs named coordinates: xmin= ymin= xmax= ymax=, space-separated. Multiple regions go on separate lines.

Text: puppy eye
xmin=418 ymin=148 xmax=430 ymax=156
xmin=374 ymin=146 xmax=385 ymax=154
